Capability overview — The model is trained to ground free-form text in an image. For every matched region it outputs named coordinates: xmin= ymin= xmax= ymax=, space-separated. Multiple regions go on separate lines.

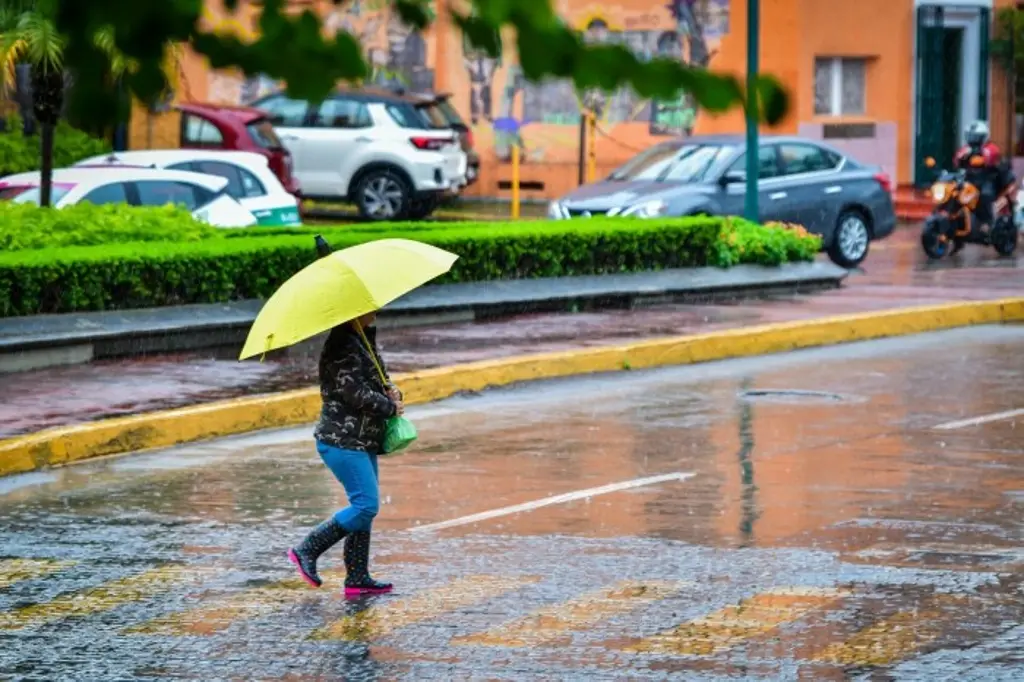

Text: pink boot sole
xmin=287 ymin=549 xmax=321 ymax=588
xmin=344 ymin=584 xmax=393 ymax=598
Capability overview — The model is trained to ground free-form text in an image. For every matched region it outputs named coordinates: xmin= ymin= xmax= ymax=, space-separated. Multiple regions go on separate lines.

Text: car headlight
xmin=620 ymin=199 xmax=668 ymax=218
xmin=931 ymin=185 xmax=948 ymax=202
xmin=547 ymin=201 xmax=565 ymax=219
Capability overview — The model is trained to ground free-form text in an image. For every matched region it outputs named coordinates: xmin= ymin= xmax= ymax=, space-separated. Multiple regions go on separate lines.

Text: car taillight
xmin=874 ymin=172 xmax=893 ymax=193
xmin=465 ymin=130 xmax=474 ymax=149
xmin=410 ymin=136 xmax=452 ymax=151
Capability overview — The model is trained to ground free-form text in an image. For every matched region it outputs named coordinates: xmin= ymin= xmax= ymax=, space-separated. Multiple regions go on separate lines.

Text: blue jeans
xmin=316 ymin=441 xmax=380 ymax=532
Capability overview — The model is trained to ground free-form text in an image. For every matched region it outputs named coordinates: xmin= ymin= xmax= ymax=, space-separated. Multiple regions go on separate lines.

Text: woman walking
xmin=288 ymin=312 xmax=403 ymax=596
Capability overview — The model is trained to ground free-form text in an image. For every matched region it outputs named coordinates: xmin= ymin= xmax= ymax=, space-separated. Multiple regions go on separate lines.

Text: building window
xmin=814 ymin=57 xmax=867 ymax=116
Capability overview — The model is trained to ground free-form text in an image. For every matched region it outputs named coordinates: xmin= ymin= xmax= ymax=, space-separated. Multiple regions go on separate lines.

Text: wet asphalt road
xmin=2 ymin=326 xmax=1023 ymax=680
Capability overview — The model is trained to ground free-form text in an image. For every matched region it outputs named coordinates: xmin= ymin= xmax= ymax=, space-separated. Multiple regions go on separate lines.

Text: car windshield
xmin=609 ymin=144 xmax=730 ymax=183
xmin=655 ymin=144 xmax=731 ymax=183
xmin=608 ymin=144 xmax=690 ymax=181
xmin=7 ymin=185 xmax=73 ymax=205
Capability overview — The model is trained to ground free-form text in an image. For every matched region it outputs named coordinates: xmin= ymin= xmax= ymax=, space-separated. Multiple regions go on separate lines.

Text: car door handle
xmin=279 ymin=134 xmax=299 ymax=141
xmin=824 ymin=186 xmax=842 ymax=194
xmin=769 ymin=192 xmax=787 ymax=200
xmin=354 ymin=137 xmax=372 ymax=143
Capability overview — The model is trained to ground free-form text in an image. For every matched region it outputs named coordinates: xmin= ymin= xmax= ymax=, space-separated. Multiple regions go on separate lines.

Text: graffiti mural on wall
xmin=650 ymin=0 xmax=729 ymax=136
xmin=324 ymin=0 xmax=436 ymax=92
xmin=461 ymin=1 xmax=732 ymax=165
xmin=197 ymin=0 xmax=436 ymax=106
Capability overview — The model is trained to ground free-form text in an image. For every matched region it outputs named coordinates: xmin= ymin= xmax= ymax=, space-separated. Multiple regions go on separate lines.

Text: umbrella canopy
xmin=239 ymin=238 xmax=458 ymax=360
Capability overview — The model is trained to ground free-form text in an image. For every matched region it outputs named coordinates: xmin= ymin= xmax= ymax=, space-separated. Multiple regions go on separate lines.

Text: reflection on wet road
xmin=2 ymin=326 xmax=1023 ymax=680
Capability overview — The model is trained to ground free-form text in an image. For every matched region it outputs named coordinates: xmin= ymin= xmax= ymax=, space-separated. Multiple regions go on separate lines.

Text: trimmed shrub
xmin=0 ymin=214 xmax=822 ymax=317
xmin=719 ymin=220 xmax=822 ymax=266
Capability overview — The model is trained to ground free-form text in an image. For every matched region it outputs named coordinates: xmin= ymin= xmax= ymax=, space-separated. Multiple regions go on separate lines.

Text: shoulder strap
xmin=353 ymin=320 xmax=389 ymax=385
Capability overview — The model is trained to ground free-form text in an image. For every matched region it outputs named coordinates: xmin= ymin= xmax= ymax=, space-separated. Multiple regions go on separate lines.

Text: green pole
xmin=744 ymin=0 xmax=760 ymax=222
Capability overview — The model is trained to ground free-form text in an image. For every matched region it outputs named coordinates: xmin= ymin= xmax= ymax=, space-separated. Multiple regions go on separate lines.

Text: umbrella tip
xmin=315 ymin=235 xmax=333 ymax=259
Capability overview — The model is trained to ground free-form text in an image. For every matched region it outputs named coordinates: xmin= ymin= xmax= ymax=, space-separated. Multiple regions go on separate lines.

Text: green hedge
xmin=0 ymin=202 xmax=218 ymax=251
xmin=0 ymin=214 xmax=821 ymax=317
xmin=0 ymin=116 xmax=111 ymax=177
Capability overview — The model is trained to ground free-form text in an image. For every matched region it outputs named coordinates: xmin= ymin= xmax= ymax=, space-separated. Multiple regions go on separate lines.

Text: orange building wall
xmin=128 ymin=102 xmax=181 ymax=151
xmin=991 ymin=0 xmax=1017 ymax=153
xmin=797 ymin=0 xmax=913 ymax=182
xmin=695 ymin=0 xmax=800 ymax=137
xmin=139 ymin=0 xmax=1012 ymax=195
xmin=797 ymin=1 xmax=913 ymax=125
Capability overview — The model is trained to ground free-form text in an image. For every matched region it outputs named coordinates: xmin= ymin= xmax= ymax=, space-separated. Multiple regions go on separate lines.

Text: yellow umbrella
xmin=239 ymin=238 xmax=458 ymax=360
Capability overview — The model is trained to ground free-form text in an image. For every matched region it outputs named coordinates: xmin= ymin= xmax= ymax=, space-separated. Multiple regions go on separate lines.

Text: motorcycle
xmin=920 ymin=155 xmax=1019 ymax=259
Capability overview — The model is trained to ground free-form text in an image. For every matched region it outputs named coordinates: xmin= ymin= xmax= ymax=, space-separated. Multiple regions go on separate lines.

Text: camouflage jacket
xmin=313 ymin=325 xmax=397 ymax=454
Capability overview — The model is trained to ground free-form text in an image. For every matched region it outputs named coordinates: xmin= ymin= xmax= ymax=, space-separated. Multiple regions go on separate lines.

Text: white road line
xmin=406 ymin=472 xmax=696 ymax=534
xmin=933 ymin=408 xmax=1024 ymax=431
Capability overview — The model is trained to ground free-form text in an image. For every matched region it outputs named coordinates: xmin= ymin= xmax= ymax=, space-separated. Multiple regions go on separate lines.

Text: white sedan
xmin=74 ymin=150 xmax=301 ymax=226
xmin=0 ymin=167 xmax=258 ymax=227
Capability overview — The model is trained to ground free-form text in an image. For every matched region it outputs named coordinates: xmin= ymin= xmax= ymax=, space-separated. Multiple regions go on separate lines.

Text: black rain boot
xmin=343 ymin=530 xmax=393 ymax=596
xmin=288 ymin=518 xmax=347 ymax=588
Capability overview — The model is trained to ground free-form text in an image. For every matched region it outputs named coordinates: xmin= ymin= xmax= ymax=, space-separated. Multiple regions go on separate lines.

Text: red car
xmin=176 ymin=102 xmax=301 ymax=196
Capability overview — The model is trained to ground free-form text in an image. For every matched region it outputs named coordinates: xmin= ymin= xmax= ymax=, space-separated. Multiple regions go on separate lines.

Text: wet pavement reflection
xmin=2 ymin=325 xmax=1023 ymax=679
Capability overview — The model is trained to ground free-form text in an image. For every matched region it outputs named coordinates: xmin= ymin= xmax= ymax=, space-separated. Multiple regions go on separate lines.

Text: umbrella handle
xmin=353 ymin=320 xmax=390 ymax=387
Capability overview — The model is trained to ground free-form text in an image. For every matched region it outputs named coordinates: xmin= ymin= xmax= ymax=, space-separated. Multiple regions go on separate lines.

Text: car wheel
xmin=827 ymin=210 xmax=871 ymax=268
xmin=408 ymin=194 xmax=440 ymax=220
xmin=921 ymin=220 xmax=950 ymax=260
xmin=355 ymin=168 xmax=411 ymax=221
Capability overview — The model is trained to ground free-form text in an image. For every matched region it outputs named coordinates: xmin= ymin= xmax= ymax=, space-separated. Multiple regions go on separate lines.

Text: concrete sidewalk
xmin=0 ymin=262 xmax=846 ymax=371
xmin=0 ymin=230 xmax=1020 ymax=440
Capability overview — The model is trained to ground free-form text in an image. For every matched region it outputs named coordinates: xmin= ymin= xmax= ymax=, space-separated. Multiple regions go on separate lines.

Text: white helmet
xmin=966 ymin=120 xmax=990 ymax=147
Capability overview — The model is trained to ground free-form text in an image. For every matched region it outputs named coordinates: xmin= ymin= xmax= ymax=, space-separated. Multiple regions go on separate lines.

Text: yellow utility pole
xmin=510 ymin=144 xmax=521 ymax=219
xmin=586 ymin=110 xmax=597 ymax=184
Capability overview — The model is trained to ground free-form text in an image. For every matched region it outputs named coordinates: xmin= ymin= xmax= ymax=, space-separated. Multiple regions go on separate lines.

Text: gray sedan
xmin=548 ymin=134 xmax=897 ymax=267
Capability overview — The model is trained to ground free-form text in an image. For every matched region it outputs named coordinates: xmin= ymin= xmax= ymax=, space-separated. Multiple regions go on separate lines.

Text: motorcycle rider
xmin=953 ymin=120 xmax=1013 ymax=233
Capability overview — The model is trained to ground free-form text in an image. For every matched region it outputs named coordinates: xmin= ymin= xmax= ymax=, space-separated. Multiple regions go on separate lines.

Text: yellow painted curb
xmin=2 ymin=298 xmax=1022 ymax=478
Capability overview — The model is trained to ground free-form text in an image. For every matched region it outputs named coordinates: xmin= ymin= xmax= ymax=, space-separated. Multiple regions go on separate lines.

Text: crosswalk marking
xmin=452 ymin=580 xmax=686 ymax=648
xmin=0 ymin=565 xmax=207 ymax=631
xmin=124 ymin=571 xmax=343 ymax=636
xmin=310 ymin=574 xmax=541 ymax=641
xmin=624 ymin=587 xmax=848 ymax=656
xmin=0 ymin=558 xmax=76 ymax=589
xmin=812 ymin=595 xmax=965 ymax=667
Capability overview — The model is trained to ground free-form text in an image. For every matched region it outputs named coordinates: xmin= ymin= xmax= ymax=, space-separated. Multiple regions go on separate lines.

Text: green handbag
xmin=355 ymin=323 xmax=418 ymax=455
xmin=382 ymin=415 xmax=418 ymax=454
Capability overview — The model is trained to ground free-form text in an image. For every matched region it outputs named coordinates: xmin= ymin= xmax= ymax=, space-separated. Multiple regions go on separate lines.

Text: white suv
xmin=253 ymin=89 xmax=467 ymax=221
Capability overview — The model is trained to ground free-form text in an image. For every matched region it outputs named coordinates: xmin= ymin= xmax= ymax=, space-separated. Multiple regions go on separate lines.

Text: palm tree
xmin=2 ymin=5 xmax=64 ymax=206
xmin=1 ymin=2 xmax=127 ymax=207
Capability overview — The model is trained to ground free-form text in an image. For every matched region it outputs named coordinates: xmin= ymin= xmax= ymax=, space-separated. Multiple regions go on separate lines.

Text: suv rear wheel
xmin=354 ymin=168 xmax=411 ymax=221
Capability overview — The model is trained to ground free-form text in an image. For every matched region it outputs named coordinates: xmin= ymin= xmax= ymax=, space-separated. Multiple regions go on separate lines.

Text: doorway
xmin=938 ymin=27 xmax=964 ymax=170
xmin=914 ymin=4 xmax=988 ymax=186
